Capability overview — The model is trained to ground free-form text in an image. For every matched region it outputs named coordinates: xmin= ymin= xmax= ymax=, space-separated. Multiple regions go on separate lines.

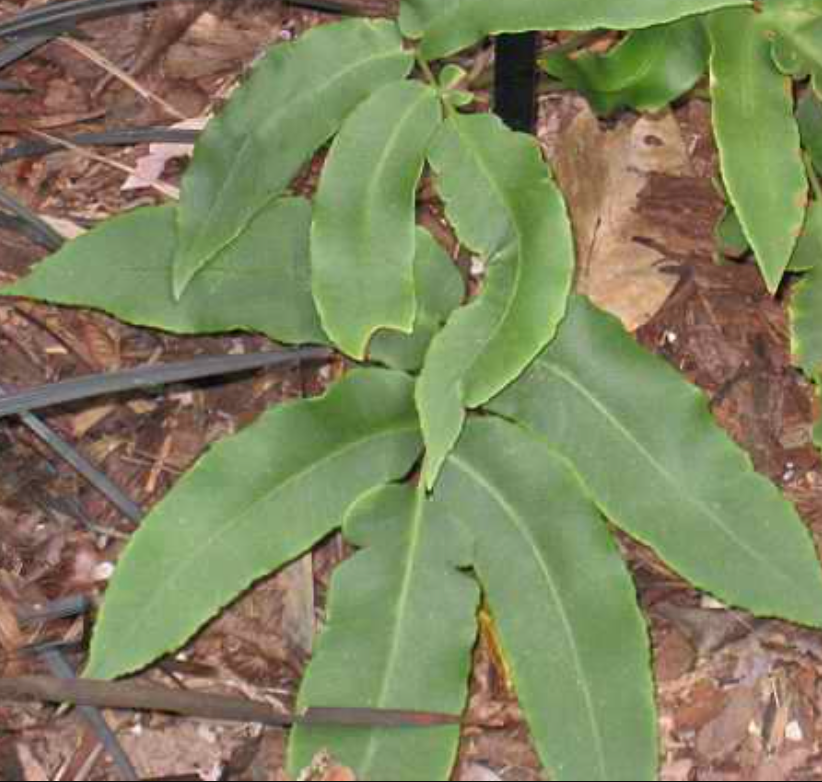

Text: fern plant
xmin=6 ymin=1 xmax=822 ymax=779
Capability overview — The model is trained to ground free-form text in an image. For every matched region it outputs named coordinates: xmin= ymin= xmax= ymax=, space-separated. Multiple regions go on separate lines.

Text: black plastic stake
xmin=494 ymin=32 xmax=539 ymax=134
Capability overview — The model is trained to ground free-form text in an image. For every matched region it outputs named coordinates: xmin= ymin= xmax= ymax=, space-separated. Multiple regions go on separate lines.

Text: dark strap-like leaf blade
xmin=172 ymin=19 xmax=412 ymax=297
xmin=289 ymin=484 xmax=478 ymax=780
xmin=438 ymin=417 xmax=656 ymax=781
xmin=492 ymin=295 xmax=822 ymax=627
xmin=418 ymin=113 xmax=574 ymax=488
xmin=419 ymin=0 xmax=751 ymax=60
xmin=3 ymin=199 xmax=328 ymax=346
xmin=311 ymin=80 xmax=443 ymax=359
xmin=85 ymin=369 xmax=422 ymax=680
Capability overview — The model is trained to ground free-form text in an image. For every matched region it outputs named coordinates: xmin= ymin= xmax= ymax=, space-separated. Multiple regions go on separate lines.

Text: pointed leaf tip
xmin=708 ymin=7 xmax=808 ymax=294
xmin=438 ymin=417 xmax=657 ymax=780
xmin=311 ymin=80 xmax=443 ymax=359
xmin=4 ymin=200 xmax=328 ymax=346
xmin=289 ymin=484 xmax=478 ymax=780
xmin=171 ymin=19 xmax=412 ymax=295
xmin=418 ymin=113 xmax=574 ymax=488
xmin=85 ymin=369 xmax=422 ymax=680
xmin=494 ymin=295 xmax=822 ymax=628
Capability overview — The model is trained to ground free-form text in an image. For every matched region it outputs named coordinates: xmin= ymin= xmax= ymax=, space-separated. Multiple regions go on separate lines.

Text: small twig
xmin=0 ymin=357 xmax=144 ymax=521
xmin=30 ymin=130 xmax=180 ymax=199
xmin=0 ymin=675 xmax=460 ymax=728
xmin=57 ymin=37 xmax=187 ymax=120
xmin=0 ymin=347 xmax=333 ymax=418
xmin=0 ymin=127 xmax=199 ymax=167
xmin=40 ymin=651 xmax=139 ymax=782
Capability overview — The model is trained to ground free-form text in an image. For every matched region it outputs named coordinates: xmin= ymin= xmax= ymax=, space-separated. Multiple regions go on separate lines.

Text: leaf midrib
xmin=448 ymin=118 xmax=529 ymax=402
xmin=711 ymin=9 xmax=798 ymax=283
xmin=111 ymin=420 xmax=420 ymax=660
xmin=353 ymin=86 xmax=436 ymax=340
xmin=178 ymin=47 xmax=408 ymax=274
xmin=450 ymin=451 xmax=608 ymax=780
xmin=358 ymin=492 xmax=426 ymax=775
xmin=539 ymin=356 xmax=800 ymax=590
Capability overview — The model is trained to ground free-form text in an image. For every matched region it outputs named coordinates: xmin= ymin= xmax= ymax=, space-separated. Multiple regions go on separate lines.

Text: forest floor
xmin=2 ymin=1 xmax=822 ymax=780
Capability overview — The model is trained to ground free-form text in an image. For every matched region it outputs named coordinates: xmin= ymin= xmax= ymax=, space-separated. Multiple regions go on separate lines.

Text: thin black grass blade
xmin=0 ymin=186 xmax=64 ymax=251
xmin=41 ymin=650 xmax=140 ymax=781
xmin=13 ymin=402 xmax=145 ymax=522
xmin=0 ymin=79 xmax=28 ymax=91
xmin=0 ymin=0 xmax=202 ymax=39
xmin=283 ymin=0 xmax=357 ymax=14
xmin=0 ymin=347 xmax=333 ymax=418
xmin=0 ymin=0 xmax=355 ymax=39
xmin=0 ymin=128 xmax=200 ymax=167
xmin=0 ymin=34 xmax=54 ymax=71
xmin=0 ymin=214 xmax=64 ymax=247
xmin=16 ymin=594 xmax=93 ymax=625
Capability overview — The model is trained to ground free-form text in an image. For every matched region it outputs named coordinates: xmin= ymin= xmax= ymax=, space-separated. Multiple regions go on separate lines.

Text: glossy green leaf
xmin=84 ymin=369 xmax=422 ymax=680
xmin=815 ymin=393 xmax=822 ymax=450
xmin=715 ymin=205 xmax=751 ymax=260
xmin=2 ymin=199 xmax=327 ymax=346
xmin=289 ymin=484 xmax=478 ymax=780
xmin=437 ymin=65 xmax=475 ymax=109
xmin=399 ymin=0 xmax=459 ymax=38
xmin=708 ymin=8 xmax=808 ymax=292
xmin=369 ymin=228 xmax=464 ymax=372
xmin=493 ymin=295 xmax=822 ymax=627
xmin=438 ymin=417 xmax=656 ymax=781
xmin=760 ymin=1 xmax=822 ymax=94
xmin=428 ymin=115 xmax=512 ymax=260
xmin=798 ymin=90 xmax=822 ymax=174
xmin=542 ymin=19 xmax=709 ymax=116
xmin=790 ymin=202 xmax=822 ymax=378
xmin=419 ymin=0 xmax=751 ymax=60
xmin=311 ymin=80 xmax=442 ymax=359
xmin=173 ymin=19 xmax=412 ymax=298
xmin=418 ymin=113 xmax=575 ymax=488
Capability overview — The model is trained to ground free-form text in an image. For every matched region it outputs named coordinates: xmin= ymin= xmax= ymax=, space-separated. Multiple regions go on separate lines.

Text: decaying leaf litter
xmin=2 ymin=1 xmax=822 ymax=779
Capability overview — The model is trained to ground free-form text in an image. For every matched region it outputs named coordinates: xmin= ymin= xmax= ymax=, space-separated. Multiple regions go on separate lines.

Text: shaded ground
xmin=1 ymin=1 xmax=822 ymax=780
